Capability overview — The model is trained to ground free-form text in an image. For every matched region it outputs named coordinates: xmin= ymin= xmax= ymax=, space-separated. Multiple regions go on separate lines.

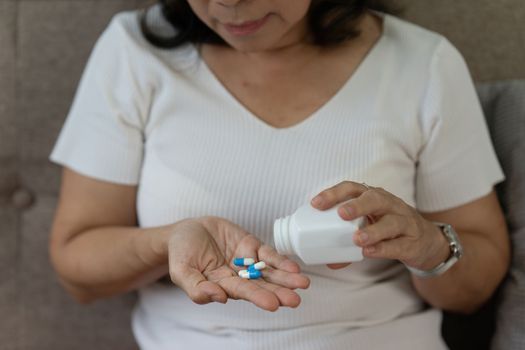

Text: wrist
xmin=147 ymin=218 xmax=196 ymax=265
xmin=406 ymin=221 xmax=464 ymax=278
xmin=417 ymin=222 xmax=451 ymax=271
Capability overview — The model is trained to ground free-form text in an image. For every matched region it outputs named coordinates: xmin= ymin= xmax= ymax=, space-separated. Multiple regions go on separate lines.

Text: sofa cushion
xmin=441 ymin=80 xmax=525 ymax=350
xmin=477 ymin=80 xmax=525 ymax=350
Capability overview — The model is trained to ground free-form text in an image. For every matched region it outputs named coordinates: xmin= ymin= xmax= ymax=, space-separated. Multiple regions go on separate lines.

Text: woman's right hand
xmin=167 ymin=216 xmax=310 ymax=311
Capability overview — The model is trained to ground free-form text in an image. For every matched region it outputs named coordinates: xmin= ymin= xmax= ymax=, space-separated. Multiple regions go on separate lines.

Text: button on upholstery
xmin=11 ymin=188 xmax=35 ymax=210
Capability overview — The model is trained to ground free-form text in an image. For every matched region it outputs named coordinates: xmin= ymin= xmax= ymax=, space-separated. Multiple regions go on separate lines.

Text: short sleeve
xmin=50 ymin=14 xmax=152 ymax=185
xmin=415 ymin=39 xmax=505 ymax=212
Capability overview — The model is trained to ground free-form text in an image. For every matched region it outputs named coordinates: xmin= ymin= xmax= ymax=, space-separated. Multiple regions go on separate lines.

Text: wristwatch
xmin=405 ymin=221 xmax=463 ymax=278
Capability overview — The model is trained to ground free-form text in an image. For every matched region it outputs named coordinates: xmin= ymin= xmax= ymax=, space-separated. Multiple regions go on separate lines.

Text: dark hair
xmin=140 ymin=0 xmax=396 ymax=49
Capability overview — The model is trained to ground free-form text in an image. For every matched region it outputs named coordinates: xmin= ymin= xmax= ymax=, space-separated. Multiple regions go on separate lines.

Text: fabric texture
xmin=476 ymin=81 xmax=525 ymax=350
xmin=440 ymin=81 xmax=525 ymax=350
xmin=49 ymin=5 xmax=504 ymax=350
xmin=2 ymin=1 xmax=523 ymax=349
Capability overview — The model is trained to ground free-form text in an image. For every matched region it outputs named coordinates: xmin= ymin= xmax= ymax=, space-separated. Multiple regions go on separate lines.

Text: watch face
xmin=445 ymin=224 xmax=463 ymax=258
xmin=407 ymin=222 xmax=463 ymax=277
xmin=456 ymin=242 xmax=464 ymax=257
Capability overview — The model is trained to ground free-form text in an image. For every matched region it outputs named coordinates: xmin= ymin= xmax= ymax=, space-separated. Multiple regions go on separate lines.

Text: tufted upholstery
xmin=0 ymin=1 xmax=524 ymax=349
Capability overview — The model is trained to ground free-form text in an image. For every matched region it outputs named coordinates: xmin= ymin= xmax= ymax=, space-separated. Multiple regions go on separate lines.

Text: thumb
xmin=170 ymin=264 xmax=228 ymax=304
xmin=326 ymin=263 xmax=351 ymax=269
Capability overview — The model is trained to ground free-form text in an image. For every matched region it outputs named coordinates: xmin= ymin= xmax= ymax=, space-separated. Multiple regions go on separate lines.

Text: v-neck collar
xmin=195 ymin=12 xmax=390 ymax=132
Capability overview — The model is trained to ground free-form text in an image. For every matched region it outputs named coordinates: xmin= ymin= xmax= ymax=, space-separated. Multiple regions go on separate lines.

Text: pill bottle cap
xmin=274 ymin=215 xmax=294 ymax=255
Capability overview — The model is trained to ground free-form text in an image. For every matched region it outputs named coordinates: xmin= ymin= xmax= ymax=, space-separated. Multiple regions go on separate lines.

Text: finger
xmin=259 ymin=267 xmax=310 ymax=289
xmin=258 ymin=244 xmax=301 ymax=273
xmin=205 ymin=218 xmax=261 ymax=263
xmin=217 ymin=275 xmax=281 ymax=311
xmin=353 ymin=214 xmax=407 ymax=247
xmin=170 ymin=264 xmax=228 ymax=304
xmin=230 ymin=234 xmax=262 ymax=268
xmin=326 ymin=263 xmax=351 ymax=269
xmin=251 ymin=278 xmax=302 ymax=308
xmin=230 ymin=235 xmax=261 ymax=269
xmin=310 ymin=181 xmax=368 ymax=210
xmin=338 ymin=188 xmax=406 ymax=221
xmin=362 ymin=238 xmax=409 ymax=261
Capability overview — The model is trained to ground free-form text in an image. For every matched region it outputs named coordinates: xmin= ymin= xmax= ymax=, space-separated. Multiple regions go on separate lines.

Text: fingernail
xmin=311 ymin=196 xmax=323 ymax=206
xmin=343 ymin=206 xmax=354 ymax=218
xmin=366 ymin=246 xmax=376 ymax=254
xmin=359 ymin=232 xmax=368 ymax=243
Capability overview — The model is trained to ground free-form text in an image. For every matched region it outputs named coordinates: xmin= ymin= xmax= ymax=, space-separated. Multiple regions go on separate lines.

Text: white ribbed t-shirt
xmin=50 ymin=6 xmax=504 ymax=350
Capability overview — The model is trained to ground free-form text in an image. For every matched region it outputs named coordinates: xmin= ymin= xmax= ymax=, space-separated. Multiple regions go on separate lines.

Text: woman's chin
xmin=220 ymin=36 xmax=277 ymax=53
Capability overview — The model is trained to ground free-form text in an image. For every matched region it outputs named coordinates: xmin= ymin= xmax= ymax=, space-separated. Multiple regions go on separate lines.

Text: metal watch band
xmin=405 ymin=222 xmax=463 ymax=278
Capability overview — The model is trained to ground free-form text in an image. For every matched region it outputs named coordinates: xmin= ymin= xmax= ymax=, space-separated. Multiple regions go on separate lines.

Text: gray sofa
xmin=1 ymin=0 xmax=524 ymax=349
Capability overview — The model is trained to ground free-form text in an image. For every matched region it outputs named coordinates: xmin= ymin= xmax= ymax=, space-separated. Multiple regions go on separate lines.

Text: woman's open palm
xmin=167 ymin=216 xmax=310 ymax=311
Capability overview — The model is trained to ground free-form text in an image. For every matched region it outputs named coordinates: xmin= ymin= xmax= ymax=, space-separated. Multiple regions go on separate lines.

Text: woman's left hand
xmin=310 ymin=181 xmax=450 ymax=271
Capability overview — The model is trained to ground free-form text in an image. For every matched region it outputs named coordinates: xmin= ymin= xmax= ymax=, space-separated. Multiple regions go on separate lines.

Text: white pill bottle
xmin=273 ymin=201 xmax=366 ymax=265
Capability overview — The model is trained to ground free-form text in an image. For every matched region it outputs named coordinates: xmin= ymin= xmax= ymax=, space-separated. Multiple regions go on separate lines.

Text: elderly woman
xmin=49 ymin=0 xmax=509 ymax=349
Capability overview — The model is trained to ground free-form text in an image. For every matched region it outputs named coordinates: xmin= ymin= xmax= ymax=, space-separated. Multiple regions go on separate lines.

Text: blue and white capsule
xmin=247 ymin=261 xmax=266 ymax=271
xmin=238 ymin=269 xmax=262 ymax=279
xmin=233 ymin=258 xmax=255 ymax=267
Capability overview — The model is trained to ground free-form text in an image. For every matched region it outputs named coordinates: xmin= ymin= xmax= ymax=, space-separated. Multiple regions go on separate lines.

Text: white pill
xmin=248 ymin=261 xmax=266 ymax=271
xmin=238 ymin=269 xmax=262 ymax=279
xmin=233 ymin=258 xmax=255 ymax=266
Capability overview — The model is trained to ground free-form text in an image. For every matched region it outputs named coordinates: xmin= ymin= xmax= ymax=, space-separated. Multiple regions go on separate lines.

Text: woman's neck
xmin=200 ymin=11 xmax=382 ymax=81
